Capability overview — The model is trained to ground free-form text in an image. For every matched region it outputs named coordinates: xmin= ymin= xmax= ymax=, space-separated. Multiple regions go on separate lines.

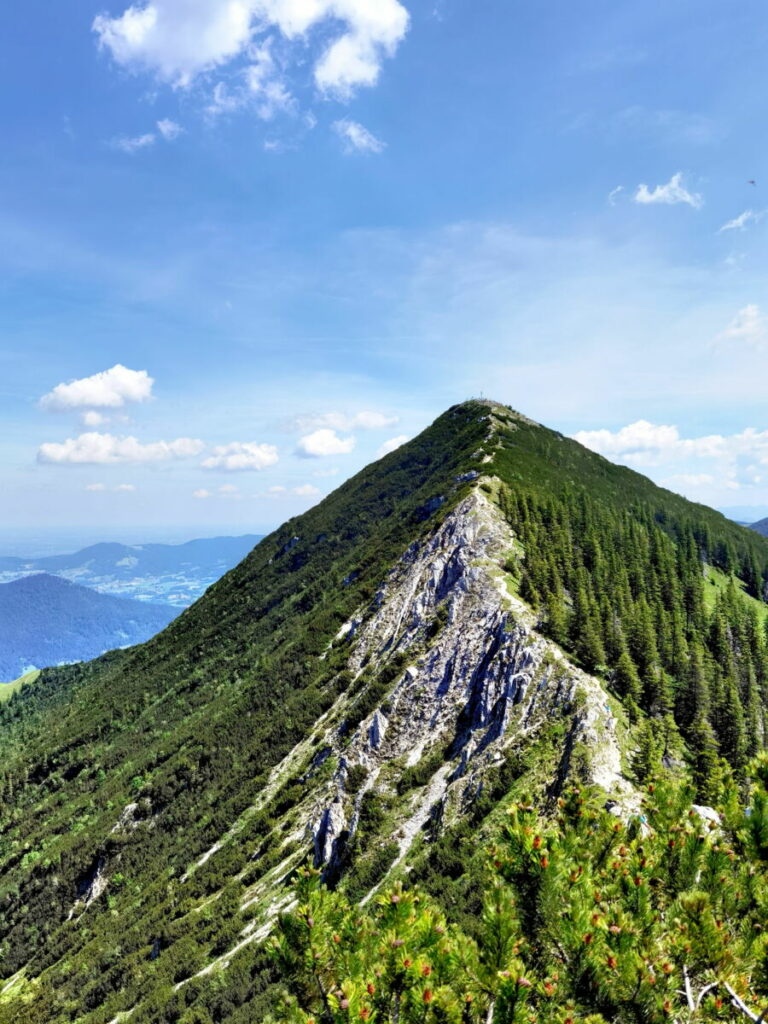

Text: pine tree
xmin=688 ymin=715 xmax=722 ymax=803
xmin=633 ymin=719 xmax=661 ymax=783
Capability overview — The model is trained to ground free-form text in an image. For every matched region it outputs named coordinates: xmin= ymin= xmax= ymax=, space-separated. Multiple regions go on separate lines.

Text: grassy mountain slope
xmin=1 ymin=400 xmax=767 ymax=1024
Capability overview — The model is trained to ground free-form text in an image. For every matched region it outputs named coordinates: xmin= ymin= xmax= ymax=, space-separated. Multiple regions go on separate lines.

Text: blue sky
xmin=3 ymin=0 xmax=768 ymax=540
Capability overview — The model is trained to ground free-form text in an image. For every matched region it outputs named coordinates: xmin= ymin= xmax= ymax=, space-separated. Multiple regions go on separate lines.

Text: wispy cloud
xmin=613 ymin=106 xmax=721 ymax=145
xmin=332 ymin=119 xmax=385 ymax=154
xmin=156 ymin=118 xmax=182 ymax=140
xmin=112 ymin=120 xmax=184 ymax=153
xmin=290 ymin=410 xmax=397 ymax=432
xmin=714 ymin=304 xmax=768 ymax=351
xmin=607 ymin=185 xmax=624 ymax=206
xmin=719 ymin=209 xmax=764 ymax=233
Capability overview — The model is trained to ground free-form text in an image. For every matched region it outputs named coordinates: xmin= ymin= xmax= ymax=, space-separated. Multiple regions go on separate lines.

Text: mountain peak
xmin=2 ymin=403 xmax=768 ymax=1021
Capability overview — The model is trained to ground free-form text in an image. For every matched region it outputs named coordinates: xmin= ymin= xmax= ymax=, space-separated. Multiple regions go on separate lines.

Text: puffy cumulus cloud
xmin=40 ymin=364 xmax=154 ymax=412
xmin=715 ymin=305 xmax=768 ymax=351
xmin=292 ymin=483 xmax=320 ymax=496
xmin=295 ymin=428 xmax=355 ymax=457
xmin=332 ymin=118 xmax=384 ymax=153
xmin=376 ymin=434 xmax=409 ymax=457
xmin=633 ymin=172 xmax=703 ymax=209
xmin=719 ymin=209 xmax=764 ymax=233
xmin=573 ymin=421 xmax=681 ymax=459
xmin=38 ymin=432 xmax=203 ymax=464
xmin=201 ymin=441 xmax=279 ymax=471
xmin=93 ymin=0 xmax=409 ymax=98
xmin=193 ymin=488 xmax=212 ymax=499
xmin=292 ymin=410 xmax=397 ymax=432
xmin=573 ymin=421 xmax=768 ymax=487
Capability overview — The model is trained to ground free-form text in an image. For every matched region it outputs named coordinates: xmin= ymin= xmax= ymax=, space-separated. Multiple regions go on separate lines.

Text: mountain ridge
xmin=0 ymin=534 xmax=264 ymax=607
xmin=0 ymin=399 xmax=767 ymax=1023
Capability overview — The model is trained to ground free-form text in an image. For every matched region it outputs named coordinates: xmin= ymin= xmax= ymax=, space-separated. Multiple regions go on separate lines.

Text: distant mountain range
xmin=752 ymin=517 xmax=768 ymax=537
xmin=0 ymin=534 xmax=263 ymax=607
xmin=0 ymin=573 xmax=177 ymax=681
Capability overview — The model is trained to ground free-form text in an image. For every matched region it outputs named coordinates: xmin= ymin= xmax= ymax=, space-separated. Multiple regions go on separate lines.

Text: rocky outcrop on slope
xmin=308 ymin=485 xmax=636 ymax=877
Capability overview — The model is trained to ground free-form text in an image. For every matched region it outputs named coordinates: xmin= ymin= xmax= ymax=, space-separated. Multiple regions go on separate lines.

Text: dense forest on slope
xmin=0 ymin=573 xmax=177 ymax=680
xmin=272 ymin=765 xmax=768 ymax=1024
xmin=1 ymin=401 xmax=768 ymax=1024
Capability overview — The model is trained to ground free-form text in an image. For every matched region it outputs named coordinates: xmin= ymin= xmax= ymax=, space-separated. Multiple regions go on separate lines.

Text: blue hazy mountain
xmin=0 ymin=534 xmax=263 ymax=607
xmin=0 ymin=574 xmax=178 ymax=681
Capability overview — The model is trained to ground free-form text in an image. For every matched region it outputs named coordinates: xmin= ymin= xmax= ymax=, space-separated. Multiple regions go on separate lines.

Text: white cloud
xmin=113 ymin=131 xmax=156 ymax=153
xmin=193 ymin=488 xmax=212 ymax=499
xmin=38 ymin=432 xmax=203 ymax=464
xmin=376 ymin=434 xmax=409 ymax=457
xmin=82 ymin=410 xmax=107 ymax=427
xmin=633 ymin=172 xmax=703 ymax=209
xmin=85 ymin=482 xmax=107 ymax=491
xmin=292 ymin=482 xmax=320 ymax=496
xmin=719 ymin=209 xmax=764 ymax=233
xmin=93 ymin=0 xmax=409 ymax=98
xmin=114 ymin=483 xmax=137 ymax=491
xmin=205 ymin=41 xmax=295 ymax=119
xmin=201 ymin=441 xmax=279 ymax=471
xmin=40 ymin=364 xmax=154 ymax=411
xmin=292 ymin=410 xmax=397 ymax=432
xmin=716 ymin=304 xmax=768 ymax=351
xmin=295 ymin=428 xmax=355 ymax=457
xmin=607 ymin=185 xmax=624 ymax=206
xmin=156 ymin=117 xmax=182 ymax=139
xmin=574 ymin=420 xmax=681 ymax=458
xmin=218 ymin=483 xmax=239 ymax=493
xmin=268 ymin=484 xmax=286 ymax=494
xmin=112 ymin=119 xmax=183 ymax=150
xmin=332 ymin=118 xmax=385 ymax=153
xmin=573 ymin=420 xmax=768 ymax=474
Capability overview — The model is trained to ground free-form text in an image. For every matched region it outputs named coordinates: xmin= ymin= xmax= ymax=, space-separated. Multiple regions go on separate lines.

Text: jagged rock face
xmin=310 ymin=487 xmax=635 ymax=874
xmin=311 ymin=799 xmax=347 ymax=868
